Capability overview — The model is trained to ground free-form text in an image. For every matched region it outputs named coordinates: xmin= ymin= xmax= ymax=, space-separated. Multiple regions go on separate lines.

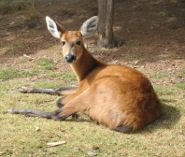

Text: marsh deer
xmin=7 ymin=16 xmax=162 ymax=133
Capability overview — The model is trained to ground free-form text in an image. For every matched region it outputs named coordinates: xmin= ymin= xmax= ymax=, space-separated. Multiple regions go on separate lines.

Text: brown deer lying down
xmin=7 ymin=16 xmax=162 ymax=133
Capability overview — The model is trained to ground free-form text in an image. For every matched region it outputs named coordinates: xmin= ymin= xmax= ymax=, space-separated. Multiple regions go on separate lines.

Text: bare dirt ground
xmin=0 ymin=0 xmax=185 ymax=85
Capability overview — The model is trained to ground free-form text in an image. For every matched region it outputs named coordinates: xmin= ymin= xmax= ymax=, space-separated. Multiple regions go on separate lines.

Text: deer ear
xmin=80 ymin=16 xmax=98 ymax=38
xmin=46 ymin=16 xmax=65 ymax=38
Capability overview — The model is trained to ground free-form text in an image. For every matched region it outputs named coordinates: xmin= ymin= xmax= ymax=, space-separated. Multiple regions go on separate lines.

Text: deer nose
xmin=65 ymin=54 xmax=76 ymax=63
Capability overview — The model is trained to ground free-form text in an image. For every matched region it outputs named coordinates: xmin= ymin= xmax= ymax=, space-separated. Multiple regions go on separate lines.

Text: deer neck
xmin=70 ymin=46 xmax=101 ymax=82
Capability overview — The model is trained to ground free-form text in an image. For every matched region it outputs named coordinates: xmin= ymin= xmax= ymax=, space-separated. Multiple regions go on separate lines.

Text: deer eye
xmin=76 ymin=41 xmax=81 ymax=46
xmin=61 ymin=41 xmax=66 ymax=46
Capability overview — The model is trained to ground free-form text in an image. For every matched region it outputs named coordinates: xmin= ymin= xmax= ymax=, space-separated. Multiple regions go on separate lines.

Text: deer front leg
xmin=19 ymin=86 xmax=77 ymax=96
xmin=56 ymin=97 xmax=79 ymax=119
xmin=54 ymin=89 xmax=91 ymax=120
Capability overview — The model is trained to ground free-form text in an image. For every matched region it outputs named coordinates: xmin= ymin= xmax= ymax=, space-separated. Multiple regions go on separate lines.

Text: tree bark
xmin=98 ymin=0 xmax=115 ymax=48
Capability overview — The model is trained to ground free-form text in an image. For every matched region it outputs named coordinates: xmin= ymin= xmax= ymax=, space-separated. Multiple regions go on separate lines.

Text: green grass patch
xmin=33 ymin=81 xmax=64 ymax=89
xmin=154 ymin=85 xmax=173 ymax=96
xmin=173 ymin=82 xmax=185 ymax=90
xmin=34 ymin=71 xmax=76 ymax=88
xmin=0 ymin=68 xmax=37 ymax=80
xmin=0 ymin=68 xmax=18 ymax=80
xmin=35 ymin=57 xmax=55 ymax=70
xmin=47 ymin=72 xmax=64 ymax=78
xmin=61 ymin=71 xmax=76 ymax=81
xmin=47 ymin=71 xmax=76 ymax=84
xmin=181 ymin=69 xmax=185 ymax=75
xmin=150 ymin=72 xmax=170 ymax=79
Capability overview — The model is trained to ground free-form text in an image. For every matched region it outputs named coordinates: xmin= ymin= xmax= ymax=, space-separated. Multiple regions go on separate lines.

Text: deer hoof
xmin=18 ymin=86 xmax=31 ymax=93
xmin=72 ymin=114 xmax=79 ymax=119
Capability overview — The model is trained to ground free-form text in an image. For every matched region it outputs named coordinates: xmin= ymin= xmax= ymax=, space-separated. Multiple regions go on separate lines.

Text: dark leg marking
xmin=56 ymin=97 xmax=65 ymax=108
xmin=114 ymin=125 xmax=133 ymax=133
xmin=56 ymin=97 xmax=79 ymax=119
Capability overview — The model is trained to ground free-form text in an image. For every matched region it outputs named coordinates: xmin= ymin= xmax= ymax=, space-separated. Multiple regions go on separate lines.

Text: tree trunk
xmin=98 ymin=0 xmax=115 ymax=48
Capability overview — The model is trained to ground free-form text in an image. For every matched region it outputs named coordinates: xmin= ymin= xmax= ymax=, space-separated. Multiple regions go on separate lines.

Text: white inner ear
xmin=80 ymin=16 xmax=98 ymax=38
xmin=46 ymin=16 xmax=61 ymax=38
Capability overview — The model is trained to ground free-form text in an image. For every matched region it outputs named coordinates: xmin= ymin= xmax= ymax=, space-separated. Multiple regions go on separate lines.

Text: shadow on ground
xmin=141 ymin=103 xmax=181 ymax=133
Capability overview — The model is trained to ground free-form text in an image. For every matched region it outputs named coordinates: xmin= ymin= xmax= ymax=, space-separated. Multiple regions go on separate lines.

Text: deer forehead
xmin=61 ymin=31 xmax=82 ymax=42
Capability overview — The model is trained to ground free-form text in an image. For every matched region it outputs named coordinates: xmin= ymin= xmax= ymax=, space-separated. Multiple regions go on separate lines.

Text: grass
xmin=0 ymin=68 xmax=19 ymax=80
xmin=47 ymin=71 xmax=76 ymax=86
xmin=150 ymin=72 xmax=170 ymax=79
xmin=0 ymin=57 xmax=56 ymax=81
xmin=173 ymin=82 xmax=185 ymax=90
xmin=154 ymin=85 xmax=173 ymax=96
xmin=182 ymin=69 xmax=185 ymax=75
xmin=181 ymin=69 xmax=185 ymax=75
xmin=35 ymin=57 xmax=56 ymax=70
xmin=0 ymin=68 xmax=36 ymax=80
xmin=0 ymin=63 xmax=185 ymax=157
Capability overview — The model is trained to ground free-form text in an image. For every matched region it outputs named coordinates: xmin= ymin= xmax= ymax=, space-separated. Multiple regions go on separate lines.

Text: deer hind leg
xmin=6 ymin=89 xmax=84 ymax=120
xmin=6 ymin=104 xmax=78 ymax=121
xmin=6 ymin=105 xmax=78 ymax=120
xmin=19 ymin=86 xmax=76 ymax=96
xmin=46 ymin=88 xmax=93 ymax=120
xmin=6 ymin=108 xmax=62 ymax=120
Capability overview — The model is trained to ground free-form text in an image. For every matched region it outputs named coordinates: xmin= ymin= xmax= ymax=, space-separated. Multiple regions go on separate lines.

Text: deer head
xmin=46 ymin=16 xmax=98 ymax=63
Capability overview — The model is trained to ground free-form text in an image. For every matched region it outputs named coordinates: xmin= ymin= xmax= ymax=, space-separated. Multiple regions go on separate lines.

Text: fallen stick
xmin=47 ymin=141 xmax=66 ymax=147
